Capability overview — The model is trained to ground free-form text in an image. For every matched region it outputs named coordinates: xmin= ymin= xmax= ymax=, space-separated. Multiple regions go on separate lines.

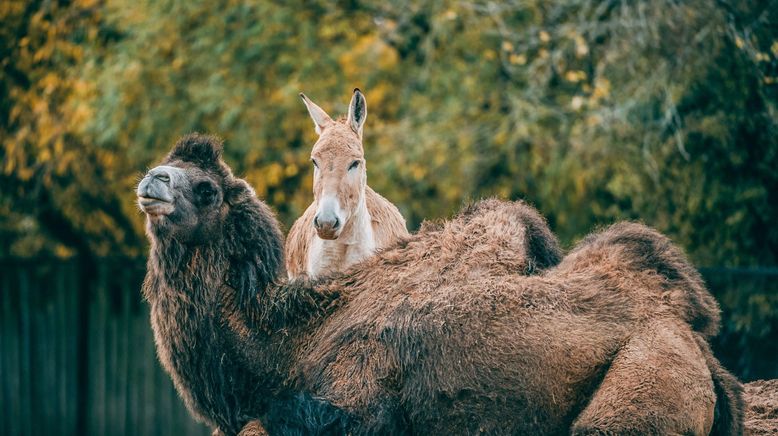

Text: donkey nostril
xmin=332 ymin=218 xmax=340 ymax=229
xmin=314 ymin=215 xmax=320 ymax=228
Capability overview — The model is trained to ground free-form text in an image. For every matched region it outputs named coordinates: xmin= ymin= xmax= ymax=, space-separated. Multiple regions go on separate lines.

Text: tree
xmin=1 ymin=0 xmax=141 ymax=258
xmin=2 ymin=0 xmax=776 ymax=268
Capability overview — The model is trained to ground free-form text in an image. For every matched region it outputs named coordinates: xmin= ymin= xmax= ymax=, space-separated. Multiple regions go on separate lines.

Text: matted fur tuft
xmin=695 ymin=336 xmax=745 ymax=436
xmin=166 ymin=133 xmax=225 ymax=171
xmin=457 ymin=198 xmax=562 ymax=273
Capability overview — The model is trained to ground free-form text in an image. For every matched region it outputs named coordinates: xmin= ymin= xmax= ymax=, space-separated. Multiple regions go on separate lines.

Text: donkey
xmin=285 ymin=89 xmax=408 ymax=279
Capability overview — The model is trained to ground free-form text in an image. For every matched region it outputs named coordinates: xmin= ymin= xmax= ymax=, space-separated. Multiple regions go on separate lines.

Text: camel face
xmin=137 ymin=165 xmax=179 ymax=216
xmin=137 ymin=144 xmax=226 ymax=243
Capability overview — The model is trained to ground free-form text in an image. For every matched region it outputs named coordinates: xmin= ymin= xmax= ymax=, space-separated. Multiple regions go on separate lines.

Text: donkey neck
xmin=340 ymin=193 xmax=374 ymax=246
xmin=308 ymin=194 xmax=376 ymax=277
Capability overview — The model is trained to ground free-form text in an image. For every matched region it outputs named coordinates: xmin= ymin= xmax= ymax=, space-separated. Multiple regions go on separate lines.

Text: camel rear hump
xmin=563 ymin=221 xmax=721 ymax=338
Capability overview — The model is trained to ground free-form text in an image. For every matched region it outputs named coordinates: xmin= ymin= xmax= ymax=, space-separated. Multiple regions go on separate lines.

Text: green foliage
xmin=1 ymin=0 xmax=776 ymax=269
xmin=1 ymin=0 xmax=142 ymax=257
xmin=707 ymin=269 xmax=778 ymax=380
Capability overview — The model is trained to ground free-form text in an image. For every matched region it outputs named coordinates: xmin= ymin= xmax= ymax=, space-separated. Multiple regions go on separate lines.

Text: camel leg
xmin=571 ymin=322 xmax=717 ymax=436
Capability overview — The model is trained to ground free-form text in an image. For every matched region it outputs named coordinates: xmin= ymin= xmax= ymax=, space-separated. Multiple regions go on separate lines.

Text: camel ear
xmin=347 ymin=88 xmax=367 ymax=139
xmin=168 ymin=133 xmax=223 ymax=167
xmin=299 ymin=93 xmax=333 ymax=135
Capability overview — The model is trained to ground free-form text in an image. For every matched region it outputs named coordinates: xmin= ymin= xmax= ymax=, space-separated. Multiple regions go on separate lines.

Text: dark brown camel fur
xmin=138 ymin=134 xmax=743 ymax=435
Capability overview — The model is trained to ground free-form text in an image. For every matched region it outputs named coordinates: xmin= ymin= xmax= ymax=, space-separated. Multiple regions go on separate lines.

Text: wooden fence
xmin=0 ymin=259 xmax=210 ymax=436
xmin=0 ymin=259 xmax=776 ymax=436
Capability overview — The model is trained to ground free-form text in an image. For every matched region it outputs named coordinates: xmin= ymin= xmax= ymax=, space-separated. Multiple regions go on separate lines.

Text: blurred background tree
xmin=2 ymin=0 xmax=775 ymax=266
xmin=1 ymin=0 xmax=143 ymax=258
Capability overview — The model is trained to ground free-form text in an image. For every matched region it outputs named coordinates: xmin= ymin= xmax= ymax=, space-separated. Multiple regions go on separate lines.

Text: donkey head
xmin=300 ymin=89 xmax=368 ymax=240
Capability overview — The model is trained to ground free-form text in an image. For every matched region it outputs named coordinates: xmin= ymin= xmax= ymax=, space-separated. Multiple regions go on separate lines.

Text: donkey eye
xmin=348 ymin=160 xmax=360 ymax=171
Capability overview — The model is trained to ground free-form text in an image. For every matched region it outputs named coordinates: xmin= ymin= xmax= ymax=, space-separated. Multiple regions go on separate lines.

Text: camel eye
xmin=348 ymin=160 xmax=360 ymax=171
xmin=194 ymin=181 xmax=217 ymax=205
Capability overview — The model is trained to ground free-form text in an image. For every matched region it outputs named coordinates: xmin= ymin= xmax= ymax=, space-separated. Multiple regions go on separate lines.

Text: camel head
xmin=137 ymin=134 xmax=234 ymax=244
xmin=138 ymin=133 xmax=284 ymax=306
xmin=299 ymin=89 xmax=367 ymax=240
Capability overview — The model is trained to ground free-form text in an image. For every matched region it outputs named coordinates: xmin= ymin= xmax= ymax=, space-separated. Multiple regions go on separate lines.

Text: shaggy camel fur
xmin=286 ymin=90 xmax=408 ymax=279
xmin=138 ymin=134 xmax=742 ymax=435
xmin=743 ymin=379 xmax=778 ymax=435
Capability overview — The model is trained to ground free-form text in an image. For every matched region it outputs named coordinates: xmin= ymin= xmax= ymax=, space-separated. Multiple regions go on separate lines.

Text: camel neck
xmin=143 ymin=240 xmax=286 ymax=432
xmin=144 ymin=236 xmax=346 ymax=406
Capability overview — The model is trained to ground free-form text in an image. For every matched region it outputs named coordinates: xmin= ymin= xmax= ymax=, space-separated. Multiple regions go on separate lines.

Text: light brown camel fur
xmin=138 ymin=134 xmax=743 ymax=435
xmin=286 ymin=89 xmax=408 ymax=279
xmin=743 ymin=379 xmax=778 ymax=435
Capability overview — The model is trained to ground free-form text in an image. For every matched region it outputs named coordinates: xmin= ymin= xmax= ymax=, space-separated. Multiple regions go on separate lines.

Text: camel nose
xmin=314 ymin=213 xmax=340 ymax=232
xmin=137 ymin=165 xmax=180 ymax=203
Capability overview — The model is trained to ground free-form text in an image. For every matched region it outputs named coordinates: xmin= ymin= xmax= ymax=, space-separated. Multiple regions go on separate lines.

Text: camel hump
xmin=572 ymin=222 xmax=722 ymax=338
xmin=458 ymin=198 xmax=563 ymax=273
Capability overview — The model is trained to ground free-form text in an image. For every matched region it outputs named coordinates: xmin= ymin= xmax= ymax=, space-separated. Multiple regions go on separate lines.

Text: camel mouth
xmin=138 ymin=196 xmax=174 ymax=216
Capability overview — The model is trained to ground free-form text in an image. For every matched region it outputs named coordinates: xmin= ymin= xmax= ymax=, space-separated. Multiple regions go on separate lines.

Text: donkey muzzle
xmin=314 ymin=212 xmax=341 ymax=240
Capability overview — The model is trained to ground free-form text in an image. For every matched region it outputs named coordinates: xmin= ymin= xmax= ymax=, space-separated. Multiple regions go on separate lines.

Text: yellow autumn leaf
xmin=509 ymin=53 xmax=527 ymax=65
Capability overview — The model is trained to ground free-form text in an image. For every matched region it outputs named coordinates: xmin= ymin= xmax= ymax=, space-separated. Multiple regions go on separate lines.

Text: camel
xmin=137 ymin=134 xmax=743 ymax=435
xmin=285 ymin=89 xmax=408 ymax=279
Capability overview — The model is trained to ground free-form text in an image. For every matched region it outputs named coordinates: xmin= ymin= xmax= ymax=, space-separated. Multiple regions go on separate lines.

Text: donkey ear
xmin=347 ymin=88 xmax=367 ymax=138
xmin=299 ymin=93 xmax=333 ymax=135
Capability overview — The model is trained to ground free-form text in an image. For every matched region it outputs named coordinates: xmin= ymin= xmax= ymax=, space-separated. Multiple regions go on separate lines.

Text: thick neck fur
xmin=142 ymin=195 xmax=342 ymax=434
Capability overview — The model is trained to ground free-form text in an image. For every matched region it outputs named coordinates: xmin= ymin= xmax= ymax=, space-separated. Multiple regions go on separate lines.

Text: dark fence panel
xmin=0 ymin=259 xmax=210 ymax=436
xmin=0 ymin=259 xmax=776 ymax=435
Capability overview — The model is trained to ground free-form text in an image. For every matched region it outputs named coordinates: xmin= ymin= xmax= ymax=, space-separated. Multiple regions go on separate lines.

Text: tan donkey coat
xmin=285 ymin=90 xmax=408 ymax=279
